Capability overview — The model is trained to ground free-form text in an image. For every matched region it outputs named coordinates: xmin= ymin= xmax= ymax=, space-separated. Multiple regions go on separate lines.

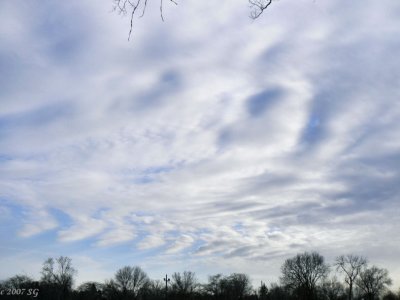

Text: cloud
xmin=58 ymin=217 xmax=106 ymax=242
xmin=0 ymin=0 xmax=400 ymax=289
xmin=19 ymin=209 xmax=58 ymax=237
xmin=166 ymin=234 xmax=194 ymax=254
xmin=96 ymin=229 xmax=136 ymax=247
xmin=246 ymin=88 xmax=284 ymax=118
xmin=137 ymin=235 xmax=166 ymax=250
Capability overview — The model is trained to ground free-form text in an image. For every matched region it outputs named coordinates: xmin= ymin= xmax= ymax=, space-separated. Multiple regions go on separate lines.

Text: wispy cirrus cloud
xmin=0 ymin=0 xmax=399 ymax=287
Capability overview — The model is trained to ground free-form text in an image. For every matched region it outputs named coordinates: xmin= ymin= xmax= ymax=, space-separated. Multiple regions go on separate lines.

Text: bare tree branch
xmin=113 ymin=0 xmax=178 ymax=40
xmin=249 ymin=0 xmax=273 ymax=19
xmin=113 ymin=0 xmax=274 ymax=40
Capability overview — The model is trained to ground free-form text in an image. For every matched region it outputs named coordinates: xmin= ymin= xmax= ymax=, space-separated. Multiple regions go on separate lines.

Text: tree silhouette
xmin=145 ymin=279 xmax=165 ymax=299
xmin=280 ymin=251 xmax=330 ymax=300
xmin=171 ymin=271 xmax=198 ymax=298
xmin=356 ymin=266 xmax=392 ymax=300
xmin=1 ymin=251 xmax=398 ymax=300
xmin=102 ymin=279 xmax=120 ymax=300
xmin=227 ymin=273 xmax=253 ymax=300
xmin=335 ymin=254 xmax=367 ymax=300
xmin=268 ymin=283 xmax=290 ymax=300
xmin=382 ymin=291 xmax=399 ymax=300
xmin=0 ymin=275 xmax=38 ymax=300
xmin=258 ymin=281 xmax=268 ymax=300
xmin=76 ymin=281 xmax=103 ymax=300
xmin=320 ymin=277 xmax=346 ymax=300
xmin=40 ymin=256 xmax=76 ymax=300
xmin=2 ymin=275 xmax=34 ymax=289
xmin=114 ymin=265 xmax=150 ymax=299
xmin=203 ymin=273 xmax=253 ymax=300
xmin=205 ymin=274 xmax=225 ymax=299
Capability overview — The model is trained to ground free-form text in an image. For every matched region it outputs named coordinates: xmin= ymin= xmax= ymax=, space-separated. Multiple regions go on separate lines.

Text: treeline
xmin=1 ymin=252 xmax=399 ymax=300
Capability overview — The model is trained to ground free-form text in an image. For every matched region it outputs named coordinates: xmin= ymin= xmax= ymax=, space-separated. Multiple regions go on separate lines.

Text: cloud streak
xmin=0 ymin=0 xmax=399 ymax=287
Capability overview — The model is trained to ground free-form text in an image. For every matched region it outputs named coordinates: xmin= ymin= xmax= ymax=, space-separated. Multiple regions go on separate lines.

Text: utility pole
xmin=163 ymin=274 xmax=170 ymax=300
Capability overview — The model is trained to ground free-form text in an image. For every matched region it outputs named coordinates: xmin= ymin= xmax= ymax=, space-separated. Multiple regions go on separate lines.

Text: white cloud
xmin=19 ymin=209 xmax=58 ymax=237
xmin=138 ymin=235 xmax=166 ymax=250
xmin=1 ymin=0 xmax=400 ymax=289
xmin=96 ymin=224 xmax=136 ymax=247
xmin=166 ymin=234 xmax=194 ymax=254
xmin=58 ymin=217 xmax=106 ymax=242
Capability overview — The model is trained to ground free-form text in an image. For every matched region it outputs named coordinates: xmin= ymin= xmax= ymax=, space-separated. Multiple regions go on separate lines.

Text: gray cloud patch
xmin=0 ymin=102 xmax=75 ymax=130
xmin=246 ymin=88 xmax=283 ymax=117
xmin=0 ymin=0 xmax=400 ymax=288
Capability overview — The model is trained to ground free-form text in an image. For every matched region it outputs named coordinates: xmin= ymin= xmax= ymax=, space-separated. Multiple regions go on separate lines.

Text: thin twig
xmin=249 ymin=0 xmax=272 ymax=19
xmin=113 ymin=0 xmax=178 ymax=39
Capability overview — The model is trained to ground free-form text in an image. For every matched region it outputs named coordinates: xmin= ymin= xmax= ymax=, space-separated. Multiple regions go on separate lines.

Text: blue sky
xmin=1 ymin=0 xmax=400 ymax=289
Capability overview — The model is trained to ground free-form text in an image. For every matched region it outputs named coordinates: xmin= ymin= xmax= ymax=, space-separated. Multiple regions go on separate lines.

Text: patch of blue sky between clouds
xmin=246 ymin=88 xmax=283 ymax=118
xmin=299 ymin=114 xmax=324 ymax=146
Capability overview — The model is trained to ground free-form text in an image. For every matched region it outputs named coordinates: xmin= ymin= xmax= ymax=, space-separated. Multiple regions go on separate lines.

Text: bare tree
xmin=335 ymin=254 xmax=367 ymax=300
xmin=171 ymin=271 xmax=198 ymax=298
xmin=268 ymin=282 xmax=291 ymax=300
xmin=146 ymin=279 xmax=164 ymax=298
xmin=205 ymin=274 xmax=225 ymax=298
xmin=280 ymin=251 xmax=330 ymax=300
xmin=320 ymin=277 xmax=346 ymax=300
xmin=204 ymin=273 xmax=253 ymax=300
xmin=227 ymin=273 xmax=253 ymax=300
xmin=2 ymin=275 xmax=35 ymax=289
xmin=102 ymin=279 xmax=120 ymax=300
xmin=76 ymin=281 xmax=104 ymax=299
xmin=41 ymin=256 xmax=77 ymax=299
xmin=356 ymin=266 xmax=392 ymax=300
xmin=259 ymin=281 xmax=268 ymax=300
xmin=114 ymin=266 xmax=150 ymax=298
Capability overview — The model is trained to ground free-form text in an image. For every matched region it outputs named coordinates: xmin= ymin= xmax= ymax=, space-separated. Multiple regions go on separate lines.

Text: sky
xmin=0 ymin=0 xmax=400 ymax=290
